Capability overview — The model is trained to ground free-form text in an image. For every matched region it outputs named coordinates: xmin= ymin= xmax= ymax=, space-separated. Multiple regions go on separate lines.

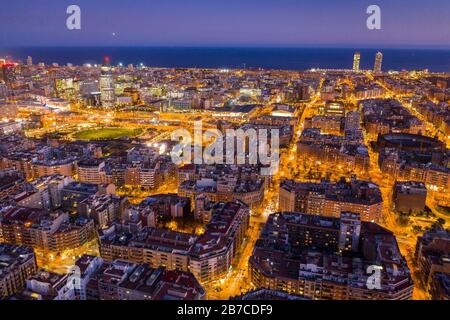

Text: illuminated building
xmin=99 ymin=57 xmax=116 ymax=108
xmin=30 ymin=175 xmax=73 ymax=210
xmin=377 ymin=133 xmax=450 ymax=190
xmin=118 ymin=145 xmax=176 ymax=191
xmin=124 ymin=163 xmax=161 ymax=190
xmin=353 ymin=51 xmax=361 ymax=72
xmin=344 ymin=111 xmax=360 ymax=131
xmin=194 ymin=194 xmax=213 ymax=223
xmin=0 ymin=206 xmax=96 ymax=252
xmin=412 ymin=99 xmax=450 ymax=135
xmin=76 ymin=257 xmax=205 ymax=300
xmin=279 ymin=178 xmax=383 ymax=222
xmin=61 ymin=181 xmax=115 ymax=211
xmin=188 ymin=201 xmax=250 ymax=283
xmin=99 ymin=224 xmax=195 ymax=272
xmin=297 ymin=129 xmax=370 ymax=173
xmin=33 ymin=158 xmax=76 ymax=178
xmin=362 ymin=99 xmax=426 ymax=135
xmin=0 ymin=244 xmax=37 ymax=299
xmin=239 ymin=87 xmax=262 ymax=97
xmin=0 ymin=170 xmax=25 ymax=199
xmin=169 ymin=98 xmax=198 ymax=111
xmin=27 ymin=56 xmax=33 ymax=67
xmin=324 ymin=101 xmax=345 ymax=117
xmin=270 ymin=104 xmax=296 ymax=118
xmin=415 ymin=228 xmax=450 ymax=299
xmin=79 ymin=80 xmax=99 ymax=95
xmin=178 ymin=178 xmax=265 ymax=210
xmin=177 ymin=164 xmax=196 ymax=185
xmin=249 ymin=212 xmax=414 ymax=300
xmin=177 ymin=165 xmax=267 ymax=209
xmin=13 ymin=269 xmax=75 ymax=300
xmin=78 ymin=194 xmax=127 ymax=227
xmin=320 ymin=82 xmax=337 ymax=101
xmin=354 ymin=84 xmax=384 ymax=99
xmin=99 ymin=200 xmax=250 ymax=284
xmin=374 ymin=52 xmax=383 ymax=73
xmin=54 ymin=78 xmax=75 ymax=100
xmin=123 ymin=87 xmax=140 ymax=104
xmin=0 ymin=154 xmax=35 ymax=180
xmin=76 ymin=159 xmax=106 ymax=185
xmin=120 ymin=193 xmax=191 ymax=228
xmin=1 ymin=146 xmax=80 ymax=180
xmin=304 ymin=115 xmax=342 ymax=133
xmin=139 ymin=194 xmax=191 ymax=219
xmin=9 ymin=175 xmax=72 ymax=211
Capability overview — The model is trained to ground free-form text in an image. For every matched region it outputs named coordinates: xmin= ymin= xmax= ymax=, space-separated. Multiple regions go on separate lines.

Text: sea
xmin=1 ymin=47 xmax=450 ymax=72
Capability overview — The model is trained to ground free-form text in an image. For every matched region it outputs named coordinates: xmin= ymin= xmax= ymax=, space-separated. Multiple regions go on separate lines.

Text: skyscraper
xmin=99 ymin=57 xmax=115 ymax=108
xmin=353 ymin=52 xmax=361 ymax=72
xmin=374 ymin=52 xmax=383 ymax=73
xmin=27 ymin=56 xmax=33 ymax=67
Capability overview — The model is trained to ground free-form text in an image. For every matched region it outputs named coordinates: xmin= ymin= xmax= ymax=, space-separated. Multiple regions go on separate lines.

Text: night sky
xmin=1 ymin=0 xmax=449 ymax=48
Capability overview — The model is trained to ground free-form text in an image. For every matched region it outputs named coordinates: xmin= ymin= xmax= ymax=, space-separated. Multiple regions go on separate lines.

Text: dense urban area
xmin=0 ymin=52 xmax=449 ymax=301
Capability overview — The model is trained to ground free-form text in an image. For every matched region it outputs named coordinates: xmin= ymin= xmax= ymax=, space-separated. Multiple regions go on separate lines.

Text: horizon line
xmin=3 ymin=44 xmax=450 ymax=51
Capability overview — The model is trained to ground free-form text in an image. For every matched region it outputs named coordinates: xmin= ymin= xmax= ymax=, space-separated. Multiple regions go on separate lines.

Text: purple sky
xmin=1 ymin=0 xmax=449 ymax=48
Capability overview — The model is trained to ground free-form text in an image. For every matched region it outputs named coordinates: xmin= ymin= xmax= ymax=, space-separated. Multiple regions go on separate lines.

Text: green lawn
xmin=73 ymin=127 xmax=143 ymax=140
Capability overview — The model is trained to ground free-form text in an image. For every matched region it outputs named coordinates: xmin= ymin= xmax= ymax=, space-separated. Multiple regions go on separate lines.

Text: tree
xmin=429 ymin=218 xmax=446 ymax=230
xmin=397 ymin=214 xmax=410 ymax=227
xmin=436 ymin=218 xmax=446 ymax=228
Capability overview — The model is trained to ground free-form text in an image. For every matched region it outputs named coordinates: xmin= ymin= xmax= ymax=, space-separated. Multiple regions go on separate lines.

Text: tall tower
xmin=27 ymin=56 xmax=33 ymax=67
xmin=353 ymin=52 xmax=361 ymax=72
xmin=99 ymin=56 xmax=115 ymax=108
xmin=374 ymin=52 xmax=383 ymax=73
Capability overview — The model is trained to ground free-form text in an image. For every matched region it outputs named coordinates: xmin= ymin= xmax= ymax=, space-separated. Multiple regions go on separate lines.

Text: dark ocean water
xmin=2 ymin=47 xmax=450 ymax=72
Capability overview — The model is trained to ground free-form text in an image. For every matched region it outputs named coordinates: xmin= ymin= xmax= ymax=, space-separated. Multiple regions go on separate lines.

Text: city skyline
xmin=1 ymin=50 xmax=449 ymax=301
xmin=3 ymin=48 xmax=450 ymax=74
xmin=0 ymin=0 xmax=449 ymax=305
